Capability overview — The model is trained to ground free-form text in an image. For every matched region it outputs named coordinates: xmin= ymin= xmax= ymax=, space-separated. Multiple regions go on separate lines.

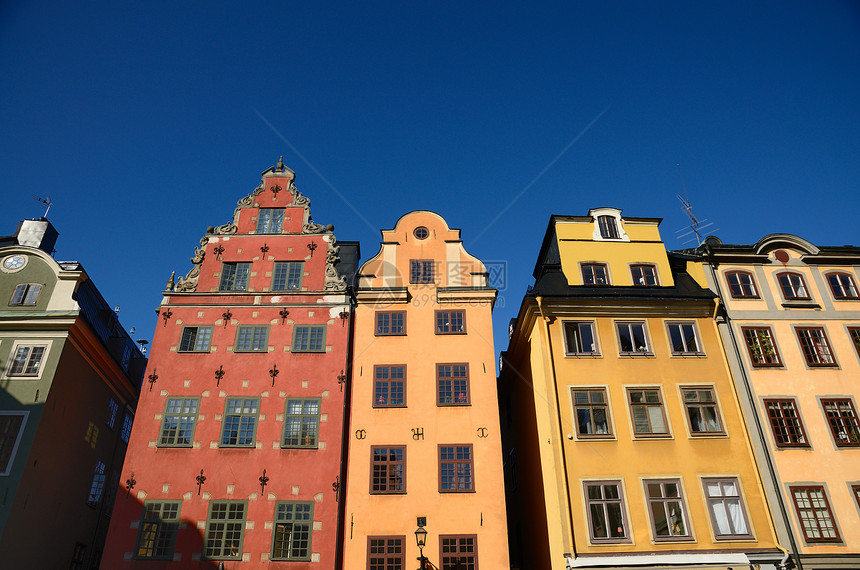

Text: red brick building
xmin=103 ymin=159 xmax=359 ymax=568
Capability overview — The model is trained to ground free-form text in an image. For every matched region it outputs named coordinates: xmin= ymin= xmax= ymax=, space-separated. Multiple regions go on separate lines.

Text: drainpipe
xmin=535 ymin=296 xmax=577 ymax=568
xmin=334 ymin=291 xmax=357 ymax=570
xmin=703 ymin=254 xmax=802 ymax=570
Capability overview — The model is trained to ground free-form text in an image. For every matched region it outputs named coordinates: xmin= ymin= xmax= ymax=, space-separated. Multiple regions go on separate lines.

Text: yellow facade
xmin=500 ymin=210 xmax=782 ymax=570
xmin=697 ymin=235 xmax=860 ymax=569
xmin=342 ymin=211 xmax=510 ymax=569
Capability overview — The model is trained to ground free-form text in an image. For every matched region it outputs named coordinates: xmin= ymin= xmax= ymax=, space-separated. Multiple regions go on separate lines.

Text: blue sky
xmin=2 ymin=1 xmax=859 ymax=354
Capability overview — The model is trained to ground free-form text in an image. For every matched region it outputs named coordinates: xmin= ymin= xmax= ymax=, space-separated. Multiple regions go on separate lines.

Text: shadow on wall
xmin=105 ymin=483 xmax=221 ymax=569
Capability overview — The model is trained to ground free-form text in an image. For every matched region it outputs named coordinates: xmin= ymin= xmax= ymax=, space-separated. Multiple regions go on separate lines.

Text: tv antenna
xmin=674 ymin=165 xmax=717 ymax=246
xmin=33 ymin=195 xmax=53 ymax=218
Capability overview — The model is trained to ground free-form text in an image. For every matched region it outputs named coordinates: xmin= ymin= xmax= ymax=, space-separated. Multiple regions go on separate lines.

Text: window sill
xmin=618 ymin=352 xmax=654 ymax=357
xmin=689 ymin=432 xmax=728 ymax=438
xmin=632 ymin=434 xmax=673 ymax=440
xmin=373 ymin=405 xmax=407 ymax=409
xmin=712 ymin=535 xmax=756 ymax=542
xmin=671 ymin=352 xmax=707 ymax=357
xmin=781 ymin=302 xmax=820 ymax=309
xmin=565 ymin=353 xmax=602 ymax=358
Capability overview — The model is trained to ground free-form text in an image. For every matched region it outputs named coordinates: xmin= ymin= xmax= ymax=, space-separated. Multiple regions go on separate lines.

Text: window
xmin=821 ymin=398 xmax=860 ymax=446
xmin=725 ymin=271 xmax=758 ymax=298
xmin=9 ymin=283 xmax=41 ymax=305
xmin=572 ymin=388 xmax=612 ymax=438
xmin=827 ymin=272 xmax=859 ymax=299
xmin=413 ymin=226 xmax=429 ymax=239
xmin=257 ymin=208 xmax=285 ymax=234
xmin=368 ymin=536 xmax=404 ymax=570
xmin=204 ymin=501 xmax=247 ymax=559
xmin=628 ymin=388 xmax=668 ymax=436
xmin=7 ymin=344 xmax=46 ymax=376
xmin=272 ymin=261 xmax=303 ymax=290
xmin=374 ymin=366 xmax=405 ymax=407
xmin=777 ymin=272 xmax=810 ymax=300
xmin=631 ymin=264 xmax=658 ymax=286
xmin=219 ymin=262 xmax=251 ymax=291
xmin=70 ymin=543 xmax=86 ymax=570
xmin=272 ymin=502 xmax=313 ymax=560
xmin=371 ymin=446 xmax=405 ymax=493
xmin=597 ymin=215 xmax=619 ymax=239
xmin=87 ymin=459 xmax=106 ymax=506
xmin=220 ymin=398 xmax=259 ymax=447
xmin=437 ymin=364 xmax=470 ymax=405
xmin=584 ymin=481 xmax=629 ymax=542
xmin=179 ymin=326 xmax=213 ymax=352
xmin=850 ymin=327 xmax=860 ymax=358
xmin=616 ymin=322 xmax=650 ymax=355
xmin=410 ymin=259 xmax=434 ymax=283
xmin=375 ymin=311 xmax=405 ymax=335
xmin=667 ymin=322 xmax=703 ymax=355
xmin=563 ymin=321 xmax=598 ymax=355
xmin=0 ymin=411 xmax=27 ymax=475
xmin=644 ymin=479 xmax=692 ymax=541
xmin=135 ymin=501 xmax=181 ymax=559
xmin=852 ymin=485 xmax=860 ymax=508
xmin=440 ymin=535 xmax=477 ymax=570
xmin=235 ymin=326 xmax=268 ymax=352
xmin=742 ymin=327 xmax=781 ymax=366
xmin=582 ymin=263 xmax=610 ymax=285
xmin=765 ymin=399 xmax=808 ymax=446
xmin=702 ymin=478 xmax=752 ymax=539
xmin=283 ymin=398 xmax=320 ymax=448
xmin=790 ymin=486 xmax=840 ymax=542
xmin=105 ymin=399 xmax=119 ymax=429
xmin=103 ymin=469 xmax=120 ymax=516
xmin=436 ymin=310 xmax=465 ymax=334
xmin=292 ymin=325 xmax=325 ymax=352
xmin=439 ymin=444 xmax=474 ymax=492
xmin=796 ymin=327 xmax=836 ymax=367
xmin=159 ymin=398 xmax=199 ymax=447
xmin=682 ymin=387 xmax=723 ymax=434
xmin=120 ymin=411 xmax=133 ymax=443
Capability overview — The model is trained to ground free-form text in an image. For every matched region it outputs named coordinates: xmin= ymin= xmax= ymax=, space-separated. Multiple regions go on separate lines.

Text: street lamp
xmin=415 ymin=517 xmax=428 ymax=570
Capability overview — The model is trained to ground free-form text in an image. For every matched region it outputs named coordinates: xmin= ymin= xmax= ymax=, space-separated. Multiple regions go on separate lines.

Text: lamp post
xmin=415 ymin=517 xmax=428 ymax=570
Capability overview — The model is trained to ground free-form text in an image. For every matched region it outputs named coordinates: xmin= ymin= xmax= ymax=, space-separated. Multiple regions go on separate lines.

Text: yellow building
xmin=342 ymin=211 xmax=510 ymax=569
xmin=693 ymin=234 xmax=860 ymax=569
xmin=499 ymin=209 xmax=783 ymax=570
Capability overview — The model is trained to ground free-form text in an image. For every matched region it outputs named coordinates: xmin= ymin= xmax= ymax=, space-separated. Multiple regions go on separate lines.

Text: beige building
xmin=692 ymin=234 xmax=860 ymax=569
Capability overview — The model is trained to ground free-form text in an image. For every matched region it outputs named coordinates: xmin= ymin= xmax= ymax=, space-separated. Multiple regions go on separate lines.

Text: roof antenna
xmin=674 ymin=164 xmax=717 ymax=246
xmin=33 ymin=195 xmax=53 ymax=218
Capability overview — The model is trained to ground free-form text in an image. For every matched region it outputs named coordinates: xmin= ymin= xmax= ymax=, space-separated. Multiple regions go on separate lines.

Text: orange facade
xmin=341 ymin=211 xmax=510 ymax=569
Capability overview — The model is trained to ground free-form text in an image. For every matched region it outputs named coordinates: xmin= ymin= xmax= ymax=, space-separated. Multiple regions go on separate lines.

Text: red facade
xmin=103 ymin=160 xmax=358 ymax=568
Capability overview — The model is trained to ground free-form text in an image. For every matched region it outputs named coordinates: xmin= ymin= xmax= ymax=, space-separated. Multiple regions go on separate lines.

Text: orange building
xmin=341 ymin=211 xmax=509 ymax=569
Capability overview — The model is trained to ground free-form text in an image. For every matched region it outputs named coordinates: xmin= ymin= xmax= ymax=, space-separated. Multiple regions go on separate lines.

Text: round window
xmin=413 ymin=226 xmax=429 ymax=239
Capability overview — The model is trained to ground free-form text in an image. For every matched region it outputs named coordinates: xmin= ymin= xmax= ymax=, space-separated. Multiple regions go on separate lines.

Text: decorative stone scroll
xmin=170 ymin=159 xmax=348 ymax=293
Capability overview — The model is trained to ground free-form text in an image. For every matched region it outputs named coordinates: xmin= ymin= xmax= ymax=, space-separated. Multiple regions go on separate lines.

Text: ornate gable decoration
xmin=169 ymin=158 xmax=346 ymax=293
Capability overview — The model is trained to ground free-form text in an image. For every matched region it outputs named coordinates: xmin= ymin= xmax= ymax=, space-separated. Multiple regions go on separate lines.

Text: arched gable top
xmin=754 ymin=234 xmax=820 ymax=256
xmin=358 ymin=211 xmax=487 ymax=288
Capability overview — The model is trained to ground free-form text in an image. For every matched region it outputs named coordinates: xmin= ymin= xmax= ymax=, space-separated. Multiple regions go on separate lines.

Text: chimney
xmin=15 ymin=218 xmax=59 ymax=254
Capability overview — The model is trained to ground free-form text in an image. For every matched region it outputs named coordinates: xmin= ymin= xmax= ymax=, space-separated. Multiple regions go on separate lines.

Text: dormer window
xmin=598 ymin=216 xmax=619 ymax=239
xmin=582 ymin=263 xmax=610 ymax=285
xmin=589 ymin=208 xmax=630 ymax=242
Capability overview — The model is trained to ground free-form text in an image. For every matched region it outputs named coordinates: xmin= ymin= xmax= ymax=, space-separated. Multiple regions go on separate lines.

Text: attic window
xmin=597 ymin=216 xmax=619 ymax=239
xmin=413 ymin=226 xmax=429 ymax=240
